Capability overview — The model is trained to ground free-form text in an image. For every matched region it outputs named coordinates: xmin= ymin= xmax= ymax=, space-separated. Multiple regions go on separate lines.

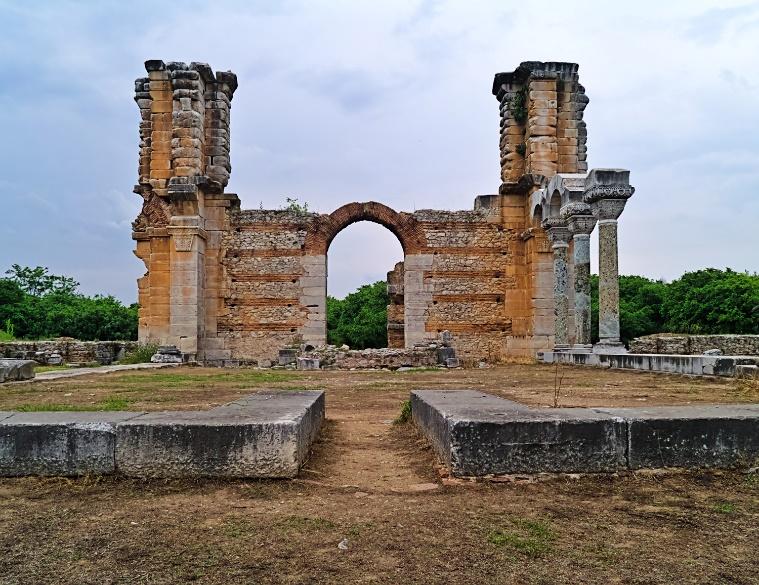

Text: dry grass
xmin=1 ymin=364 xmax=757 ymax=583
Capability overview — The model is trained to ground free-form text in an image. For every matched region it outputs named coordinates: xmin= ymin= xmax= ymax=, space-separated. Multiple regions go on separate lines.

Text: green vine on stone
xmin=516 ymin=142 xmax=526 ymax=157
xmin=509 ymin=87 xmax=528 ymax=125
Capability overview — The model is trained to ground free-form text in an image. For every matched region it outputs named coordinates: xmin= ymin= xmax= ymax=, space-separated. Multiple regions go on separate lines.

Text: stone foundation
xmin=0 ymin=340 xmax=139 ymax=365
xmin=630 ymin=334 xmax=759 ymax=356
xmin=1 ymin=391 xmax=324 ymax=478
xmin=412 ymin=390 xmax=759 ymax=476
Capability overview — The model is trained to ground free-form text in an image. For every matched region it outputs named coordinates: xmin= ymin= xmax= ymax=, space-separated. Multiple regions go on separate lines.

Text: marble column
xmin=566 ymin=208 xmax=597 ymax=350
xmin=544 ymin=219 xmax=572 ymax=350
xmin=583 ymin=169 xmax=634 ymax=353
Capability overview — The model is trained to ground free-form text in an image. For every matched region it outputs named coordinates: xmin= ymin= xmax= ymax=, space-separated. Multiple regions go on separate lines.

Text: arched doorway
xmin=327 ymin=222 xmax=404 ymax=349
xmin=300 ymin=202 xmax=426 ymax=348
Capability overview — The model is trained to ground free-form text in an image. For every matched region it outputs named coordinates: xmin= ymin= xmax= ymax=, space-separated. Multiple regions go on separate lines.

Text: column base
xmin=570 ymin=344 xmax=593 ymax=354
xmin=593 ymin=341 xmax=627 ymax=355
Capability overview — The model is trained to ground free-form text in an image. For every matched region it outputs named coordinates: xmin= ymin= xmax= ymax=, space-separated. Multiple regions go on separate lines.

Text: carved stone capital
xmin=543 ymin=219 xmax=571 ymax=247
xmin=566 ymin=214 xmax=596 ymax=236
xmin=167 ymin=216 xmax=207 ymax=252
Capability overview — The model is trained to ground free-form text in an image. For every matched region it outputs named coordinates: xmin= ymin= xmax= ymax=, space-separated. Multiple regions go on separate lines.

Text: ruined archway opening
xmin=326 ymin=221 xmax=404 ymax=349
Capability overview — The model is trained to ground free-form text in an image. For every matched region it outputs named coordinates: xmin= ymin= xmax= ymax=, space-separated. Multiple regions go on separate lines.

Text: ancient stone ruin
xmin=132 ymin=60 xmax=634 ymax=365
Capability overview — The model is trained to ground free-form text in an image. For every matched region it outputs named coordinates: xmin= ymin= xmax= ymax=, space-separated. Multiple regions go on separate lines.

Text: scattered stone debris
xmin=0 ymin=359 xmax=36 ymax=383
xmin=150 ymin=345 xmax=183 ymax=364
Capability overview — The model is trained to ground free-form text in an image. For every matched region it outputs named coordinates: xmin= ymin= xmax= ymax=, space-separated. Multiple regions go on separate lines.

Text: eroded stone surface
xmin=0 ymin=412 xmax=143 ymax=476
xmin=0 ymin=359 xmax=36 ymax=383
xmin=115 ymin=391 xmax=324 ymax=478
xmin=412 ymin=390 xmax=759 ymax=476
xmin=0 ymin=391 xmax=324 ymax=478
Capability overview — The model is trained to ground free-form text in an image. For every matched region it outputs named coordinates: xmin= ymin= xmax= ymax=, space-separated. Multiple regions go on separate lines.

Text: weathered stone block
xmin=597 ymin=405 xmax=759 ymax=469
xmin=412 ymin=390 xmax=626 ymax=476
xmin=0 ymin=412 xmax=142 ymax=476
xmin=0 ymin=359 xmax=36 ymax=383
xmin=115 ymin=391 xmax=324 ymax=478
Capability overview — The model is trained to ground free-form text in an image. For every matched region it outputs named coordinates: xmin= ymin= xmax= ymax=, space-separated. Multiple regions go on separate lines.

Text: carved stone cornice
xmin=560 ymin=201 xmax=592 ymax=219
xmin=583 ymin=184 xmax=634 ymax=203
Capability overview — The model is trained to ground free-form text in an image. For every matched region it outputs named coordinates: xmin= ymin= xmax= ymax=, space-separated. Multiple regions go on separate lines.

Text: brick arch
xmin=304 ymin=201 xmax=425 ymax=255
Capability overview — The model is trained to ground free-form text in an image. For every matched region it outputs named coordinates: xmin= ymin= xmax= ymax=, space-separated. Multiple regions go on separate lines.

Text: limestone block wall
xmin=386 ymin=261 xmax=405 ymax=348
xmin=413 ymin=208 xmax=521 ymax=361
xmin=219 ymin=210 xmax=312 ymax=362
xmin=0 ymin=341 xmax=139 ymax=365
xmin=630 ymin=335 xmax=759 ymax=356
xmin=129 ymin=58 xmax=616 ymax=364
xmin=493 ymin=62 xmax=588 ymax=187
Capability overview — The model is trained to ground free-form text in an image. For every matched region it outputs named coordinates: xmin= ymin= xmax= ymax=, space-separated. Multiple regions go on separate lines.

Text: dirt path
xmin=303 ymin=392 xmax=438 ymax=493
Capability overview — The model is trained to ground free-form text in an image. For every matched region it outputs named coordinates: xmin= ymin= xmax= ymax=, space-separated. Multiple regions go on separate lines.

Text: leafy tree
xmin=5 ymin=264 xmax=79 ymax=296
xmin=662 ymin=268 xmax=759 ymax=334
xmin=327 ymin=281 xmax=389 ymax=349
xmin=0 ymin=266 xmax=138 ymax=341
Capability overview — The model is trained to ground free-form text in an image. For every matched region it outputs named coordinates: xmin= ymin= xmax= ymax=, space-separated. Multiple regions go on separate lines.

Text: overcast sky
xmin=1 ymin=0 xmax=758 ymax=302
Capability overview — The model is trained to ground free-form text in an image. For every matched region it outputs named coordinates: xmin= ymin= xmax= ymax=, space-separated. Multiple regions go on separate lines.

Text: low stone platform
xmin=0 ymin=391 xmax=324 ymax=478
xmin=411 ymin=390 xmax=759 ymax=476
xmin=538 ymin=350 xmax=759 ymax=377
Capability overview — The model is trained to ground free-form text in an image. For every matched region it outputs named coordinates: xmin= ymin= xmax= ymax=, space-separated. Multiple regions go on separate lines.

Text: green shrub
xmin=119 ymin=343 xmax=158 ymax=364
xmin=394 ymin=399 xmax=412 ymax=424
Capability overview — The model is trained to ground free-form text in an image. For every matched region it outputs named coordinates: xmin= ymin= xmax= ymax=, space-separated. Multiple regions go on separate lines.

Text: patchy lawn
xmin=0 ymin=364 xmax=757 ymax=583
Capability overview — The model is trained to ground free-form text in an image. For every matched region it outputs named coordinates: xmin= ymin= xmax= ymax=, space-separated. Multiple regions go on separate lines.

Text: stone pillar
xmin=584 ymin=169 xmax=634 ymax=353
xmin=544 ymin=219 xmax=572 ymax=350
xmin=565 ymin=204 xmax=596 ymax=350
xmin=166 ymin=216 xmax=207 ymax=360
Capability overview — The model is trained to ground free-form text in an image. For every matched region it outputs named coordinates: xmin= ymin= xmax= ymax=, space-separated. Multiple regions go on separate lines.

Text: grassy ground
xmin=0 ymin=364 xmax=757 ymax=583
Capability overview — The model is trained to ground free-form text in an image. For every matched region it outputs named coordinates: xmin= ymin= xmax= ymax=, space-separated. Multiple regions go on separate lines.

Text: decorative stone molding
xmin=583 ymin=185 xmax=634 ymax=202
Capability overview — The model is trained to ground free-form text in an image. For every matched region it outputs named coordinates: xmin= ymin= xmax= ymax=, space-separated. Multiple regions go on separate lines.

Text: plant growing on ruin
xmin=120 ymin=343 xmax=159 ymax=364
xmin=282 ymin=197 xmax=310 ymax=215
xmin=516 ymin=142 xmax=526 ymax=157
xmin=508 ymin=87 xmax=528 ymax=124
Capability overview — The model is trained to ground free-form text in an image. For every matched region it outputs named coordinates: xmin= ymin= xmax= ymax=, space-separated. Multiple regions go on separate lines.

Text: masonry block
xmin=0 ymin=412 xmax=142 ymax=476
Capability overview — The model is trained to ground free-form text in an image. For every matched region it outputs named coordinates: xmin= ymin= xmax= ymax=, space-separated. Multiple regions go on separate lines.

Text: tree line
xmin=0 ymin=265 xmax=137 ymax=341
xmin=1 ymin=265 xmax=756 ymax=346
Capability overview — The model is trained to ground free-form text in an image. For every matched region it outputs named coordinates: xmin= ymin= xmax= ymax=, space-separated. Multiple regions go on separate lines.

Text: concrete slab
xmin=116 ymin=391 xmax=324 ymax=478
xmin=596 ymin=405 xmax=759 ymax=469
xmin=0 ymin=412 xmax=143 ymax=476
xmin=412 ymin=390 xmax=626 ymax=475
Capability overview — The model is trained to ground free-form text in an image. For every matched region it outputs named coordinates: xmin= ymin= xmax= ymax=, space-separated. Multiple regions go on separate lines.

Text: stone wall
xmin=386 ymin=261 xmax=405 ymax=348
xmin=0 ymin=341 xmax=139 ymax=365
xmin=131 ymin=59 xmax=631 ymax=365
xmin=630 ymin=335 xmax=759 ymax=356
xmin=301 ymin=346 xmax=440 ymax=370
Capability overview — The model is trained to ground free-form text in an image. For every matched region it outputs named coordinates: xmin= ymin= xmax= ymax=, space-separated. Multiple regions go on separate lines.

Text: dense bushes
xmin=0 ymin=266 xmax=138 ymax=341
xmin=591 ymin=268 xmax=759 ymax=344
xmin=327 ymin=281 xmax=388 ymax=349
